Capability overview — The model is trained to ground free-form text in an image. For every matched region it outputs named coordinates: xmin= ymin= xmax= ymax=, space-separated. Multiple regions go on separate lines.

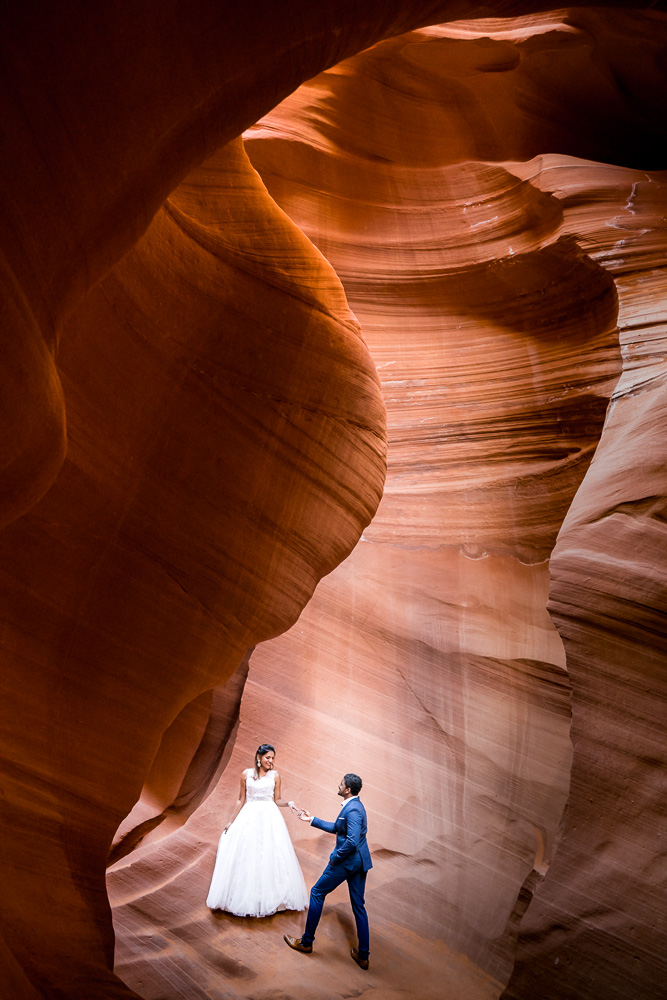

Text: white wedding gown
xmin=206 ymin=768 xmax=309 ymax=917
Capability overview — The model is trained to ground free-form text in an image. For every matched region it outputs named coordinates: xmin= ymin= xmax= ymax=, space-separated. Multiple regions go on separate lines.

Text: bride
xmin=206 ymin=743 xmax=309 ymax=917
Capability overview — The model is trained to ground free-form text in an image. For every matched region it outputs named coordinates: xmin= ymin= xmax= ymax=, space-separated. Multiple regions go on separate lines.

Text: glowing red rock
xmin=1 ymin=4 xmax=666 ymax=1000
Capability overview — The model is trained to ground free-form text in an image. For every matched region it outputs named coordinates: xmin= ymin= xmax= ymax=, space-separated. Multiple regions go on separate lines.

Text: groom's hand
xmin=298 ymin=809 xmax=313 ymax=822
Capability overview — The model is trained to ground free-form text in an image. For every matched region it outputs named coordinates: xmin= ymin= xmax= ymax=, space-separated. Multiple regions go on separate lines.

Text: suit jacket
xmin=311 ymin=797 xmax=372 ymax=873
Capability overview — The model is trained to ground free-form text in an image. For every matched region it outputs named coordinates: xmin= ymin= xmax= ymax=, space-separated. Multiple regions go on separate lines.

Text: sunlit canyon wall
xmin=1 ymin=4 xmax=666 ymax=1000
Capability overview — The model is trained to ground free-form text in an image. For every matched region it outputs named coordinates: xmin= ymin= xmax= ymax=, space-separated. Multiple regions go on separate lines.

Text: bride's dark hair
xmin=254 ymin=743 xmax=276 ymax=778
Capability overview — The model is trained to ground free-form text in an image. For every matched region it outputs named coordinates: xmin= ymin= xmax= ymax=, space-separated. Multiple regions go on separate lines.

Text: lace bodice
xmin=245 ymin=768 xmax=277 ymax=802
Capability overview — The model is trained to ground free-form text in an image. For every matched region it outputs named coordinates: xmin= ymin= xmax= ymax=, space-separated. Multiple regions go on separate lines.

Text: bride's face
xmin=260 ymin=751 xmax=275 ymax=770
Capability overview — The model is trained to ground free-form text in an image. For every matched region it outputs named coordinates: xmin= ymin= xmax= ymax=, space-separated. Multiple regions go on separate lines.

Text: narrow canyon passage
xmin=110 ymin=12 xmax=666 ymax=1000
xmin=0 ymin=5 xmax=665 ymax=1000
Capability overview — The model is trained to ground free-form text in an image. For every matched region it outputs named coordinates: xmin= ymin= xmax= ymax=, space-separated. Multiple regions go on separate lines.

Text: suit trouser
xmin=301 ymin=861 xmax=369 ymax=956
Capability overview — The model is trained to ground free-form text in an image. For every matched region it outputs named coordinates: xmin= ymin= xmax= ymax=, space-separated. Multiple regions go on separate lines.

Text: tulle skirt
xmin=206 ymin=800 xmax=309 ymax=917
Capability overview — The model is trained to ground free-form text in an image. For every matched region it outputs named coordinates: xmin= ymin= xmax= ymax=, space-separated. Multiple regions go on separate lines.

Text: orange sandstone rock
xmin=241 ymin=17 xmax=667 ymax=1000
xmin=1 ymin=4 xmax=666 ymax=1000
xmin=0 ymin=136 xmax=384 ymax=998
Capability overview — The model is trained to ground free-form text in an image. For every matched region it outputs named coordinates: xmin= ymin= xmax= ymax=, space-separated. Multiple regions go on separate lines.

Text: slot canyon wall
xmin=0 ymin=4 xmax=665 ymax=1000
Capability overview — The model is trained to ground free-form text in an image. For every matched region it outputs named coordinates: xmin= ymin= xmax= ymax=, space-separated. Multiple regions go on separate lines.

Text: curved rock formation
xmin=248 ymin=18 xmax=667 ymax=1000
xmin=0 ymin=0 xmax=452 ymax=530
xmin=501 ymin=158 xmax=667 ymax=1000
xmin=112 ymin=11 xmax=666 ymax=1000
xmin=0 ymin=118 xmax=388 ymax=1000
xmin=240 ymin=14 xmax=665 ymax=998
xmin=1 ymin=3 xmax=666 ymax=1000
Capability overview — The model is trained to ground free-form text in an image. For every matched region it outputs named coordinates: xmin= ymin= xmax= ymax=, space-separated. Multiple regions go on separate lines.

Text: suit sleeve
xmin=311 ymin=816 xmax=336 ymax=834
xmin=330 ymin=805 xmax=362 ymax=864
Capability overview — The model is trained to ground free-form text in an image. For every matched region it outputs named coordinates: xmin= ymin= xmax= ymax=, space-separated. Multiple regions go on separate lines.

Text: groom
xmin=284 ymin=773 xmax=372 ymax=969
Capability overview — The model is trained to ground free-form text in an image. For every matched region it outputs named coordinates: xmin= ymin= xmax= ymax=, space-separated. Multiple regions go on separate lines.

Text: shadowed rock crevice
xmin=109 ymin=652 xmax=252 ymax=866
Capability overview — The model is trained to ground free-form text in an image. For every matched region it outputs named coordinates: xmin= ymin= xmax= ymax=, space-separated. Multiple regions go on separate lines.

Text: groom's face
xmin=338 ymin=778 xmax=350 ymax=798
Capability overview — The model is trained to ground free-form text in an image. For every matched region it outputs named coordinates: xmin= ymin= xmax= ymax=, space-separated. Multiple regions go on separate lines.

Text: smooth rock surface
xmin=242 ymin=16 xmax=666 ymax=998
xmin=113 ymin=11 xmax=666 ymax=1000
xmin=1 ymin=4 xmax=666 ymax=1000
xmin=0 ymin=135 xmax=384 ymax=999
xmin=501 ymin=156 xmax=667 ymax=1000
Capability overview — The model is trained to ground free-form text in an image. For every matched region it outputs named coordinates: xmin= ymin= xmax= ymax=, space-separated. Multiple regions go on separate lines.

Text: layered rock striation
xmin=115 ymin=11 xmax=666 ymax=1000
xmin=501 ymin=154 xmax=667 ymax=1000
xmin=245 ymin=17 xmax=667 ymax=1000
xmin=0 ymin=133 xmax=385 ymax=997
xmin=243 ymin=15 xmax=666 ymax=998
xmin=0 ymin=4 xmax=666 ymax=1000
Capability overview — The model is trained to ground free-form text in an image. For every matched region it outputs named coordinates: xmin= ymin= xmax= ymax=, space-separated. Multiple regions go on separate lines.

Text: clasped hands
xmin=288 ymin=801 xmax=312 ymax=822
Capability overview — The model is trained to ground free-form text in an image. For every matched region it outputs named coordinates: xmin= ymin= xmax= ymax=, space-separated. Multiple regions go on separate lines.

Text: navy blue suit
xmin=302 ymin=797 xmax=372 ymax=957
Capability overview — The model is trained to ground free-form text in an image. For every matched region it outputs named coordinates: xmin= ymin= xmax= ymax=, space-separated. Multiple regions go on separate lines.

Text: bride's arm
xmin=273 ymin=772 xmax=299 ymax=812
xmin=223 ymin=771 xmax=247 ymax=832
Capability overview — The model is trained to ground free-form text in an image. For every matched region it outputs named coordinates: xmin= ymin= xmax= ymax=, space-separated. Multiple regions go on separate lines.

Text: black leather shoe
xmin=284 ymin=934 xmax=312 ymax=954
xmin=351 ymin=947 xmax=369 ymax=970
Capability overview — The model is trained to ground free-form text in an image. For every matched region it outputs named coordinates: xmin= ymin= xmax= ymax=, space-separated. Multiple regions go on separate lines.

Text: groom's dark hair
xmin=344 ymin=773 xmax=362 ymax=796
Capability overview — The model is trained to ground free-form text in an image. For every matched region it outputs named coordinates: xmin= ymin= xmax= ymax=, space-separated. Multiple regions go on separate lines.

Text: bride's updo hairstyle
xmin=254 ymin=743 xmax=276 ymax=778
